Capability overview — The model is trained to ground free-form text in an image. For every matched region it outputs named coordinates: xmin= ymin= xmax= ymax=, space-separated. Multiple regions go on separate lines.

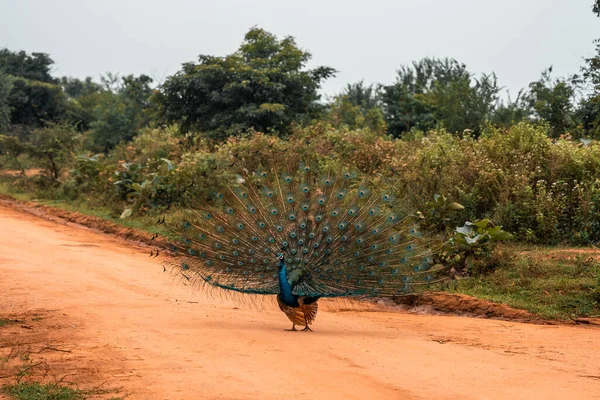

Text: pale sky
xmin=1 ymin=0 xmax=598 ymax=99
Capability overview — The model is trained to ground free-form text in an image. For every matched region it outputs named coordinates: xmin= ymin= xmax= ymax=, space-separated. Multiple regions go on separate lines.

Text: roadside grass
xmin=453 ymin=245 xmax=600 ymax=319
xmin=1 ymin=383 xmax=86 ymax=400
xmin=0 ymin=179 xmax=33 ymax=202
xmin=0 ymin=175 xmax=171 ymax=238
xmin=1 ymin=383 xmax=123 ymax=400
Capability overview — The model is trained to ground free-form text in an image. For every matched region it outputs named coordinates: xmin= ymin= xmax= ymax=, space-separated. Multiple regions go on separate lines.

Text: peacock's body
xmin=165 ymin=163 xmax=442 ymax=331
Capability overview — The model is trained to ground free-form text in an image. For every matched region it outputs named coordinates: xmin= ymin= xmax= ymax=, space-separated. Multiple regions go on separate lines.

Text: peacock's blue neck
xmin=278 ymin=262 xmax=297 ymax=306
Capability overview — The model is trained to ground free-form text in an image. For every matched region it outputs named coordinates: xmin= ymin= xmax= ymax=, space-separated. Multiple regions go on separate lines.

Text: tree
xmin=0 ymin=72 xmax=13 ymax=133
xmin=60 ymin=76 xmax=102 ymax=98
xmin=157 ymin=27 xmax=336 ymax=139
xmin=572 ymin=1 xmax=600 ymax=138
xmin=0 ymin=134 xmax=26 ymax=173
xmin=7 ymin=77 xmax=68 ymax=128
xmin=0 ymin=49 xmax=69 ymax=130
xmin=491 ymin=89 xmax=532 ymax=128
xmin=343 ymin=81 xmax=381 ymax=110
xmin=327 ymin=81 xmax=386 ymax=133
xmin=528 ymin=68 xmax=577 ymax=138
xmin=381 ymin=58 xmax=499 ymax=137
xmin=0 ymin=49 xmax=56 ymax=83
xmin=89 ymin=74 xmax=154 ymax=151
xmin=25 ymin=123 xmax=78 ymax=180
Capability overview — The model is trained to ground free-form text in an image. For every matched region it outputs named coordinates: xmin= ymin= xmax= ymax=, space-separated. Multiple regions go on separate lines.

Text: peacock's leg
xmin=302 ymin=314 xmax=312 ymax=331
xmin=285 ymin=324 xmax=297 ymax=331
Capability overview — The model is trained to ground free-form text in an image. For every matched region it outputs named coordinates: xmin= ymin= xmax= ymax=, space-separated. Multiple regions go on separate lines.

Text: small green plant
xmin=442 ymin=219 xmax=514 ymax=276
xmin=420 ymin=193 xmax=465 ymax=233
xmin=1 ymin=382 xmax=85 ymax=400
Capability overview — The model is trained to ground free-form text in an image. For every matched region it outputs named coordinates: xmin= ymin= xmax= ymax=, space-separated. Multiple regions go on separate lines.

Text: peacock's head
xmin=277 ymin=253 xmax=285 ymax=269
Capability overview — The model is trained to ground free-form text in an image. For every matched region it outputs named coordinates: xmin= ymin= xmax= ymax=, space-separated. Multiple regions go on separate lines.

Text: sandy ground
xmin=1 ymin=204 xmax=600 ymax=400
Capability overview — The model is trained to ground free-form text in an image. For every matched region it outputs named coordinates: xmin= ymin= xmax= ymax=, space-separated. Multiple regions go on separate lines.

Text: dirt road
xmin=1 ymin=204 xmax=600 ymax=400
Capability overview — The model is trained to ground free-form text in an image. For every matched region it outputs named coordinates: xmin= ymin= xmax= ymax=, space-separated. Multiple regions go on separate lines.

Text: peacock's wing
xmin=166 ymin=163 xmax=444 ymax=297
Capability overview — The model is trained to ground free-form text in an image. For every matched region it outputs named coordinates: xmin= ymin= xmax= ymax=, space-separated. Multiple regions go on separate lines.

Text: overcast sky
xmin=1 ymin=0 xmax=598 ymax=99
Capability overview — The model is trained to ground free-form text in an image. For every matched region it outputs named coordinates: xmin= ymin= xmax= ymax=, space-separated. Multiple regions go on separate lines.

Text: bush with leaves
xmin=0 ymin=134 xmax=26 ymax=172
xmin=442 ymin=219 xmax=514 ymax=276
xmin=24 ymin=123 xmax=79 ymax=181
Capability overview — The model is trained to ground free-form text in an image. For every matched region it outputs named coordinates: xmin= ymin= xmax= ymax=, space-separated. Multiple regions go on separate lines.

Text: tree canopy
xmin=381 ymin=58 xmax=499 ymax=137
xmin=0 ymin=49 xmax=56 ymax=83
xmin=157 ymin=28 xmax=336 ymax=139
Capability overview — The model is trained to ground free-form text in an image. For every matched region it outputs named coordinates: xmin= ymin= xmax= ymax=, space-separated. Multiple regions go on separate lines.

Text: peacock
xmin=163 ymin=162 xmax=444 ymax=331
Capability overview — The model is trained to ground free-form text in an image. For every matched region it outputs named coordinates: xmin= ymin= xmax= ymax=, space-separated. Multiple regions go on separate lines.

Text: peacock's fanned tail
xmin=165 ymin=163 xmax=444 ymax=298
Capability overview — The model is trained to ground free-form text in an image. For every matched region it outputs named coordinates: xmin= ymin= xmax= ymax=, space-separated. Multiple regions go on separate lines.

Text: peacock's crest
xmin=164 ymin=163 xmax=444 ymax=298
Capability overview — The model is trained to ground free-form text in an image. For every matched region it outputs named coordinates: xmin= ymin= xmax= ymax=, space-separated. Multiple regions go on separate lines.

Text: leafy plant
xmin=420 ymin=193 xmax=465 ymax=233
xmin=443 ymin=219 xmax=514 ymax=276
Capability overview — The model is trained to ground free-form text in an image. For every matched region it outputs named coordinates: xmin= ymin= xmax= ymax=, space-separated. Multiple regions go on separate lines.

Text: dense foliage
xmin=157 ymin=28 xmax=336 ymax=139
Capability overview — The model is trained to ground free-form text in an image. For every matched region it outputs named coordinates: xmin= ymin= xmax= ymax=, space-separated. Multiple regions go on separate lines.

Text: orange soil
xmin=1 ymin=204 xmax=600 ymax=399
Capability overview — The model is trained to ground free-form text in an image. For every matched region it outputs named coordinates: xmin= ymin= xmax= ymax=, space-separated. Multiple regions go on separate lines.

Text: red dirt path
xmin=1 ymin=203 xmax=600 ymax=399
